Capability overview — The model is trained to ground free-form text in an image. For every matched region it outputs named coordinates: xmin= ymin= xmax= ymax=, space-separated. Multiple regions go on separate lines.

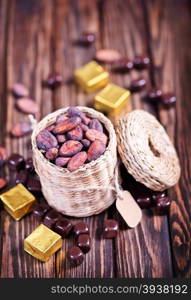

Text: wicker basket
xmin=31 ymin=107 xmax=117 ymax=217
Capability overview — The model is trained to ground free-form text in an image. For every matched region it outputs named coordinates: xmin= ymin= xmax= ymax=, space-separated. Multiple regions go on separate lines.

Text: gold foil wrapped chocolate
xmin=24 ymin=224 xmax=62 ymax=262
xmin=0 ymin=183 xmax=36 ymax=220
xmin=74 ymin=61 xmax=109 ymax=92
xmin=95 ymin=83 xmax=131 ymax=116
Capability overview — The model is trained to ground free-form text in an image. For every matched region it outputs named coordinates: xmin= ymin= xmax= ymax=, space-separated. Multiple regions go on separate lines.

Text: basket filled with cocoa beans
xmin=31 ymin=107 xmax=117 ymax=217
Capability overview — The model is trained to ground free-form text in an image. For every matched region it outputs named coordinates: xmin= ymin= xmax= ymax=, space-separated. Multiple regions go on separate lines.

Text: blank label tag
xmin=116 ymin=191 xmax=142 ymax=228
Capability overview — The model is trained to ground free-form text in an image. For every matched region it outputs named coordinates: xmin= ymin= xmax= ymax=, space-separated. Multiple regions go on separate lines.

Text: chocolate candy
xmin=25 ymin=157 xmax=34 ymax=172
xmin=33 ymin=203 xmax=50 ymax=221
xmin=130 ymin=78 xmax=146 ymax=93
xmin=26 ymin=177 xmax=41 ymax=195
xmin=45 ymin=72 xmax=63 ymax=89
xmin=133 ymin=56 xmax=150 ymax=70
xmin=76 ymin=234 xmax=91 ymax=253
xmin=103 ymin=219 xmax=119 ymax=238
xmin=24 ymin=224 xmax=62 ymax=262
xmin=152 ymin=191 xmax=166 ymax=202
xmin=78 ymin=31 xmax=96 ymax=46
xmin=136 ymin=195 xmax=152 ymax=209
xmin=54 ymin=218 xmax=73 ymax=238
xmin=155 ymin=196 xmax=171 ymax=215
xmin=74 ymin=61 xmax=109 ymax=93
xmin=95 ymin=83 xmax=131 ymax=116
xmin=43 ymin=209 xmax=60 ymax=229
xmin=66 ymin=246 xmax=84 ymax=266
xmin=73 ymin=222 xmax=89 ymax=236
xmin=161 ymin=93 xmax=176 ymax=107
xmin=146 ymin=88 xmax=162 ymax=103
xmin=113 ymin=58 xmax=134 ymax=73
xmin=8 ymin=154 xmax=25 ymax=170
xmin=0 ymin=183 xmax=36 ymax=221
xmin=15 ymin=169 xmax=28 ymax=185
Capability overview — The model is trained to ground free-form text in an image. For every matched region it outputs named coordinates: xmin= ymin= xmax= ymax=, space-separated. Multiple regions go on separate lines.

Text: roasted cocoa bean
xmin=45 ymin=148 xmax=58 ymax=160
xmin=0 ymin=178 xmax=7 ymax=190
xmin=11 ymin=121 xmax=32 ymax=137
xmin=12 ymin=83 xmax=29 ymax=98
xmin=55 ymin=157 xmax=70 ymax=167
xmin=67 ymin=151 xmax=87 ymax=172
xmin=86 ymin=129 xmax=108 ymax=145
xmin=56 ymin=134 xmax=66 ymax=143
xmin=81 ymin=139 xmax=91 ymax=148
xmin=67 ymin=107 xmax=84 ymax=118
xmin=16 ymin=98 xmax=39 ymax=114
xmin=46 ymin=124 xmax=56 ymax=132
xmin=36 ymin=130 xmax=58 ymax=151
xmin=89 ymin=119 xmax=103 ymax=132
xmin=56 ymin=114 xmax=68 ymax=124
xmin=87 ymin=140 xmax=106 ymax=162
xmin=53 ymin=117 xmax=81 ymax=134
xmin=95 ymin=49 xmax=122 ymax=63
xmin=80 ymin=123 xmax=89 ymax=132
xmin=59 ymin=140 xmax=83 ymax=157
xmin=67 ymin=125 xmax=83 ymax=141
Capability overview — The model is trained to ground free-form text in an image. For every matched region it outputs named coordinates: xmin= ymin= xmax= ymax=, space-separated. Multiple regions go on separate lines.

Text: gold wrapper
xmin=24 ymin=224 xmax=62 ymax=262
xmin=74 ymin=61 xmax=109 ymax=92
xmin=95 ymin=83 xmax=131 ymax=116
xmin=0 ymin=183 xmax=36 ymax=221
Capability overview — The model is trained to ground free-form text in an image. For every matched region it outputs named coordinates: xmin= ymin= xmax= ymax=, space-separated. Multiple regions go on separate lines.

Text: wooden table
xmin=0 ymin=0 xmax=190 ymax=278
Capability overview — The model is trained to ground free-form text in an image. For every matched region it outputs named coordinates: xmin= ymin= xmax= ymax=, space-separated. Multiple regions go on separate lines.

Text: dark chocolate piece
xmin=33 ymin=203 xmax=50 ymax=221
xmin=43 ymin=209 xmax=60 ymax=229
xmin=73 ymin=222 xmax=89 ymax=236
xmin=67 ymin=246 xmax=84 ymax=266
xmin=76 ymin=234 xmax=91 ymax=253
xmin=8 ymin=154 xmax=25 ymax=171
xmin=103 ymin=219 xmax=119 ymax=239
xmin=54 ymin=218 xmax=73 ymax=238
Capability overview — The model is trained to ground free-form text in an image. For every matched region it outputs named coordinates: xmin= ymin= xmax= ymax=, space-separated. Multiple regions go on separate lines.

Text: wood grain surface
xmin=0 ymin=0 xmax=190 ymax=278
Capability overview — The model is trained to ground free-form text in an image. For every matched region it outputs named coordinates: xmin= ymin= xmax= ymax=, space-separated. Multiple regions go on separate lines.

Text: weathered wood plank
xmin=101 ymin=0 xmax=173 ymax=278
xmin=143 ymin=0 xmax=191 ymax=278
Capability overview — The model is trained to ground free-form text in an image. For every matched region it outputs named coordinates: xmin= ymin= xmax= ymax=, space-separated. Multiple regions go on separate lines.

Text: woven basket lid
xmin=116 ymin=110 xmax=181 ymax=191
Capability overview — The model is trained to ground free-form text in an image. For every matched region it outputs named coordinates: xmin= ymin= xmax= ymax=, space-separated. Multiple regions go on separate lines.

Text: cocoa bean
xmin=45 ymin=148 xmax=58 ymax=160
xmin=11 ymin=121 xmax=32 ymax=137
xmin=67 ymin=107 xmax=84 ymax=118
xmin=16 ymin=98 xmax=39 ymax=114
xmin=89 ymin=119 xmax=103 ymax=132
xmin=12 ymin=83 xmax=29 ymax=98
xmin=82 ymin=116 xmax=91 ymax=125
xmin=46 ymin=124 xmax=56 ymax=132
xmin=80 ymin=123 xmax=89 ymax=132
xmin=55 ymin=157 xmax=70 ymax=167
xmin=36 ymin=130 xmax=58 ymax=150
xmin=95 ymin=49 xmax=121 ymax=63
xmin=67 ymin=151 xmax=87 ymax=172
xmin=67 ymin=125 xmax=83 ymax=141
xmin=56 ymin=114 xmax=68 ymax=124
xmin=56 ymin=134 xmax=66 ymax=143
xmin=81 ymin=139 xmax=91 ymax=148
xmin=85 ymin=129 xmax=108 ymax=145
xmin=53 ymin=117 xmax=81 ymax=134
xmin=87 ymin=140 xmax=106 ymax=162
xmin=59 ymin=140 xmax=83 ymax=157
xmin=0 ymin=147 xmax=6 ymax=167
xmin=0 ymin=178 xmax=7 ymax=190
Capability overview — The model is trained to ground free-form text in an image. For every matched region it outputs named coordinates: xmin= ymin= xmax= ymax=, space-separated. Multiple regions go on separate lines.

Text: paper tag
xmin=116 ymin=190 xmax=142 ymax=228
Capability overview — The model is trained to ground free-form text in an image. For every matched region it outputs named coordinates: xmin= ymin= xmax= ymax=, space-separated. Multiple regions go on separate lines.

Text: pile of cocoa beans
xmin=36 ymin=107 xmax=109 ymax=172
